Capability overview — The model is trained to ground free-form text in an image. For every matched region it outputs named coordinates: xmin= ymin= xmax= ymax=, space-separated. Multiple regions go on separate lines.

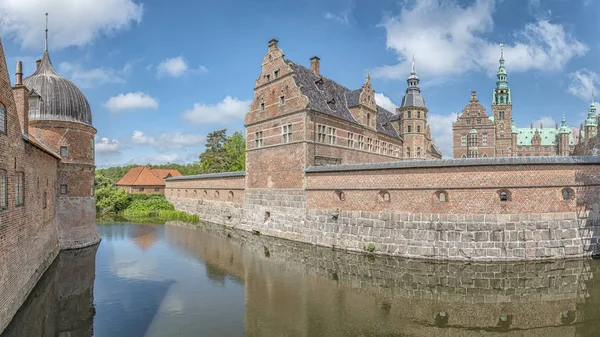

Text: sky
xmin=1 ymin=0 xmax=599 ymax=166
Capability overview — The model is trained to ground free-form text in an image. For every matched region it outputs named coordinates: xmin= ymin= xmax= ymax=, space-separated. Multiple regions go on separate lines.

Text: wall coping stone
xmin=166 ymin=171 xmax=246 ymax=181
xmin=306 ymin=156 xmax=600 ymax=173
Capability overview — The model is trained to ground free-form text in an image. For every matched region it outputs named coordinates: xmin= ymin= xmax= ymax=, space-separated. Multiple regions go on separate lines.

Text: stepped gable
xmin=287 ymin=61 xmax=401 ymax=139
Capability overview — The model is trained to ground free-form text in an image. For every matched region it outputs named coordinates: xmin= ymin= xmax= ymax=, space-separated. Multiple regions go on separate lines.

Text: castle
xmin=0 ymin=31 xmax=98 ymax=331
xmin=453 ymin=44 xmax=598 ymax=158
xmin=165 ymin=39 xmax=600 ymax=264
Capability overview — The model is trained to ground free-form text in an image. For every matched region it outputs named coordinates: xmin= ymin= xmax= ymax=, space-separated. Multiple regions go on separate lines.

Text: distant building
xmin=116 ymin=165 xmax=181 ymax=194
xmin=452 ymin=44 xmax=584 ymax=158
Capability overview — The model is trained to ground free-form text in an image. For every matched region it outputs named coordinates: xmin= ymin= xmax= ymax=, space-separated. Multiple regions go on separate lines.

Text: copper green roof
xmin=516 ymin=127 xmax=575 ymax=146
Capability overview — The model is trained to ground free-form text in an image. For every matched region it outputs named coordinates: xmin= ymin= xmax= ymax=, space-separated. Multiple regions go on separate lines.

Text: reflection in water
xmin=1 ymin=244 xmax=98 ymax=337
xmin=3 ymin=222 xmax=600 ymax=336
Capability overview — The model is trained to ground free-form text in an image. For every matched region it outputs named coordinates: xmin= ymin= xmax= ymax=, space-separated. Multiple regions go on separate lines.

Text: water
xmin=4 ymin=222 xmax=600 ymax=337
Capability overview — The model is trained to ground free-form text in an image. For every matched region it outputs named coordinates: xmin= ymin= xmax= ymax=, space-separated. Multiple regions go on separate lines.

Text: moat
xmin=4 ymin=222 xmax=600 ymax=337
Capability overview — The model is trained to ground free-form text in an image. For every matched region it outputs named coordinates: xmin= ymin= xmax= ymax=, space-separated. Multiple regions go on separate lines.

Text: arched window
xmin=0 ymin=170 xmax=6 ymax=209
xmin=498 ymin=190 xmax=511 ymax=202
xmin=461 ymin=154 xmax=466 ymax=158
xmin=335 ymin=190 xmax=345 ymax=201
xmin=379 ymin=191 xmax=391 ymax=202
xmin=435 ymin=191 xmax=448 ymax=202
xmin=417 ymin=125 xmax=421 ymax=133
xmin=407 ymin=125 xmax=412 ymax=133
xmin=417 ymin=111 xmax=421 ymax=119
xmin=228 ymin=191 xmax=234 ymax=200
xmin=0 ymin=104 xmax=6 ymax=134
xmin=214 ymin=191 xmax=220 ymax=199
xmin=203 ymin=190 xmax=208 ymax=197
xmin=561 ymin=188 xmax=574 ymax=201
xmin=366 ymin=113 xmax=370 ymax=127
xmin=407 ymin=111 xmax=411 ymax=119
xmin=482 ymin=153 xmax=488 ymax=158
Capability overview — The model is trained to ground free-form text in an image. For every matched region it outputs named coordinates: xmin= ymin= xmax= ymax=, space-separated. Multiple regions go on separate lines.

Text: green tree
xmin=94 ymin=174 xmax=113 ymax=188
xmin=225 ymin=131 xmax=245 ymax=171
xmin=199 ymin=129 xmax=229 ymax=173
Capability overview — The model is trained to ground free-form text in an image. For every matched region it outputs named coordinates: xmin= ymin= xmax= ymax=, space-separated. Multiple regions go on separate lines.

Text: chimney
xmin=16 ymin=61 xmax=23 ymax=86
xmin=556 ymin=123 xmax=558 ymax=130
xmin=530 ymin=123 xmax=533 ymax=129
xmin=310 ymin=56 xmax=320 ymax=75
xmin=12 ymin=61 xmax=29 ymax=134
xmin=36 ymin=59 xmax=41 ymax=71
xmin=540 ymin=123 xmax=543 ymax=129
xmin=268 ymin=39 xmax=279 ymax=51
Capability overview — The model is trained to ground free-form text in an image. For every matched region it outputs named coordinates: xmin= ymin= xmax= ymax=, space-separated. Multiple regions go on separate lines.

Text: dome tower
xmin=22 ymin=15 xmax=99 ymax=249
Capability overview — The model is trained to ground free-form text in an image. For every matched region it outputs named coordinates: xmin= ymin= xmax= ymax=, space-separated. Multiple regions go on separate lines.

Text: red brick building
xmin=0 ymin=32 xmax=98 ymax=332
xmin=452 ymin=45 xmax=587 ymax=158
xmin=116 ymin=165 xmax=181 ymax=194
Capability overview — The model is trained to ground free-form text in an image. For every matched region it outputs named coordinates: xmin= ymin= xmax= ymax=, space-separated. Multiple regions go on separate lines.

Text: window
xmin=379 ymin=191 xmax=391 ymax=202
xmin=406 ymin=147 xmax=411 ymax=158
xmin=477 ymin=118 xmax=481 ymax=124
xmin=382 ymin=142 xmax=387 ymax=154
xmin=376 ymin=140 xmax=381 ymax=153
xmin=58 ymin=184 xmax=67 ymax=195
xmin=482 ymin=134 xmax=488 ymax=146
xmin=0 ymin=170 xmax=6 ymax=209
xmin=366 ymin=113 xmax=370 ymax=127
xmin=461 ymin=135 xmax=467 ymax=146
xmin=43 ymin=191 xmax=47 ymax=209
xmin=260 ymin=103 xmax=265 ymax=112
xmin=255 ymin=131 xmax=263 ymax=148
xmin=266 ymin=74 xmax=270 ymax=81
xmin=416 ymin=147 xmax=421 ymax=156
xmin=388 ymin=144 xmax=393 ymax=155
xmin=60 ymin=146 xmax=68 ymax=157
xmin=436 ymin=191 xmax=448 ymax=202
xmin=407 ymin=111 xmax=411 ymax=118
xmin=500 ymin=133 xmax=504 ymax=138
xmin=347 ymin=132 xmax=354 ymax=148
xmin=0 ymin=105 xmax=5 ymax=134
xmin=561 ymin=188 xmax=574 ymax=201
xmin=274 ymin=70 xmax=279 ymax=79
xmin=214 ymin=191 xmax=220 ymax=198
xmin=358 ymin=135 xmax=364 ymax=150
xmin=154 ymin=187 xmax=160 ymax=192
xmin=318 ymin=125 xmax=327 ymax=143
xmin=29 ymin=94 xmax=40 ymax=115
xmin=498 ymin=190 xmax=510 ymax=202
xmin=499 ymin=111 xmax=505 ymax=120
xmin=228 ymin=191 xmax=234 ymax=200
xmin=417 ymin=126 xmax=421 ymax=133
xmin=139 ymin=188 xmax=144 ymax=192
xmin=367 ymin=138 xmax=373 ymax=151
xmin=15 ymin=172 xmax=24 ymax=206
xmin=417 ymin=111 xmax=421 ymax=118
xmin=407 ymin=125 xmax=412 ymax=133
xmin=91 ymin=139 xmax=95 ymax=160
xmin=282 ymin=124 xmax=292 ymax=143
xmin=335 ymin=190 xmax=345 ymax=201
xmin=466 ymin=119 xmax=471 ymax=126
xmin=280 ymin=96 xmax=285 ymax=105
xmin=327 ymin=127 xmax=336 ymax=145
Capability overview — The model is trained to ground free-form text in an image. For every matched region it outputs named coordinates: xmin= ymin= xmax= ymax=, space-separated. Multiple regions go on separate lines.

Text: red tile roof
xmin=116 ymin=166 xmax=182 ymax=187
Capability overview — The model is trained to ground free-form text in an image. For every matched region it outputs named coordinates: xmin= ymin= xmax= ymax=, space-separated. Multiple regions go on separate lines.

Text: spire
xmin=559 ymin=115 xmax=570 ymax=134
xmin=500 ymin=43 xmax=504 ymax=61
xmin=493 ymin=43 xmax=510 ymax=105
xmin=45 ymin=13 xmax=48 ymax=52
xmin=411 ymin=54 xmax=415 ymax=75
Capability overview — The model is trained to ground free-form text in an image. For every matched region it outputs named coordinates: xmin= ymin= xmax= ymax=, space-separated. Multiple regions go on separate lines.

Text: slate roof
xmin=400 ymin=89 xmax=426 ymax=108
xmin=116 ymin=166 xmax=182 ymax=187
xmin=23 ymin=51 xmax=93 ymax=126
xmin=287 ymin=61 xmax=401 ymax=140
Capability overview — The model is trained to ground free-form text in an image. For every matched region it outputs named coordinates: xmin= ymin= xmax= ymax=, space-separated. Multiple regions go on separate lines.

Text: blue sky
xmin=1 ymin=0 xmax=599 ymax=166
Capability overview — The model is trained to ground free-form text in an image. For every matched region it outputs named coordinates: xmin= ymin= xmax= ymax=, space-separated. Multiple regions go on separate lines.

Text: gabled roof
xmin=116 ymin=166 xmax=182 ymax=187
xmin=287 ymin=61 xmax=401 ymax=140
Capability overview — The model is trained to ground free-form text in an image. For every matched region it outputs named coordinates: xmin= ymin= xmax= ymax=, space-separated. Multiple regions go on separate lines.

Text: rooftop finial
xmin=500 ymin=43 xmax=504 ymax=60
xmin=593 ymin=88 xmax=595 ymax=105
xmin=366 ymin=71 xmax=370 ymax=81
xmin=411 ymin=54 xmax=415 ymax=75
xmin=45 ymin=13 xmax=49 ymax=52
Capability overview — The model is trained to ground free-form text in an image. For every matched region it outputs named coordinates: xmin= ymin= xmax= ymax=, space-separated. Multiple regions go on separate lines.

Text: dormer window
xmin=280 ymin=96 xmax=285 ymax=105
xmin=315 ymin=78 xmax=324 ymax=91
xmin=60 ymin=146 xmax=68 ymax=157
xmin=265 ymin=74 xmax=270 ymax=82
xmin=274 ymin=70 xmax=279 ymax=79
xmin=260 ymin=102 xmax=265 ymax=112
xmin=29 ymin=91 xmax=41 ymax=116
xmin=327 ymin=98 xmax=336 ymax=110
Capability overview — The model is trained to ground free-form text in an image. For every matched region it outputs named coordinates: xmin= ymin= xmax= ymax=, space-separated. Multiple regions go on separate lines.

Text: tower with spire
xmin=396 ymin=56 xmax=440 ymax=159
xmin=491 ymin=44 xmax=514 ymax=157
xmin=584 ymin=91 xmax=597 ymax=142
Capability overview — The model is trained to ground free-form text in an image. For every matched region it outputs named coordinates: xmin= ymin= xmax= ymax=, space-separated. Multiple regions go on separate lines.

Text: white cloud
xmin=95 ymin=137 xmax=122 ymax=154
xmin=104 ymin=92 xmax=159 ymax=112
xmin=154 ymin=154 xmax=179 ymax=163
xmin=59 ymin=62 xmax=130 ymax=88
xmin=131 ymin=130 xmax=205 ymax=152
xmin=373 ymin=0 xmax=587 ymax=81
xmin=532 ymin=116 xmax=557 ymax=128
xmin=0 ymin=0 xmax=143 ymax=50
xmin=428 ymin=112 xmax=459 ymax=158
xmin=157 ymin=56 xmax=186 ymax=77
xmin=374 ymin=92 xmax=398 ymax=113
xmin=183 ymin=96 xmax=251 ymax=125
xmin=567 ymin=69 xmax=599 ymax=102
